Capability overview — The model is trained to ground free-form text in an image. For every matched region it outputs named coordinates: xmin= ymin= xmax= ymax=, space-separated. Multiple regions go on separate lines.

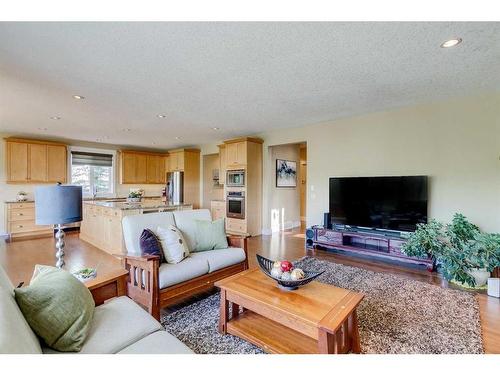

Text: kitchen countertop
xmin=84 ymin=200 xmax=192 ymax=211
xmin=4 ymin=196 xmax=163 ymax=204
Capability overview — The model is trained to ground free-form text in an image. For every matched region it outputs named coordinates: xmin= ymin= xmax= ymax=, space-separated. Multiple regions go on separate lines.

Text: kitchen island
xmin=79 ymin=199 xmax=192 ymax=255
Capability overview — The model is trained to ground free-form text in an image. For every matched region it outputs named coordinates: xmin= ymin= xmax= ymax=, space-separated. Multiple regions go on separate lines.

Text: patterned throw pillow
xmin=139 ymin=229 xmax=164 ymax=263
xmin=156 ymin=225 xmax=190 ymax=264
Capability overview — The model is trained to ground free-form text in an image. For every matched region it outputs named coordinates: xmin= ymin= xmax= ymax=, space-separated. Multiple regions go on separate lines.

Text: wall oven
xmin=226 ymin=191 xmax=245 ymax=219
xmin=226 ymin=169 xmax=245 ymax=187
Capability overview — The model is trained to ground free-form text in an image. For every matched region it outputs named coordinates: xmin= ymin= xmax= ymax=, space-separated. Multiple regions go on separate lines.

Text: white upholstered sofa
xmin=122 ymin=209 xmax=248 ymax=319
xmin=0 ymin=264 xmax=193 ymax=354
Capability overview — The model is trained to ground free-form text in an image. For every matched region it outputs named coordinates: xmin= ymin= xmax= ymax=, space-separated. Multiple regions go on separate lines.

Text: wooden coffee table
xmin=215 ymin=269 xmax=364 ymax=354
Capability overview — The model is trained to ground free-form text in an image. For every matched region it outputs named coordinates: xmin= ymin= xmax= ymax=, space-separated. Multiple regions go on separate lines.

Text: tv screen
xmin=329 ymin=176 xmax=428 ymax=232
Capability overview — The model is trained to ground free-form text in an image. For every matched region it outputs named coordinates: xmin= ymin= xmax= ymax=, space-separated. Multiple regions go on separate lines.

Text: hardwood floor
xmin=1 ymin=228 xmax=499 ymax=353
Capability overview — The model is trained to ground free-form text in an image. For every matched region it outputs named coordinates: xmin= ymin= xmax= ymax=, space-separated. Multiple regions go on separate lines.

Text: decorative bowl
xmin=127 ymin=197 xmax=142 ymax=203
xmin=256 ymin=254 xmax=324 ymax=291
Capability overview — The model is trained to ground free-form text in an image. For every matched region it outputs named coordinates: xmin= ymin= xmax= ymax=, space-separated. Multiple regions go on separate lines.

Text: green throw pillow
xmin=194 ymin=218 xmax=229 ymax=252
xmin=14 ymin=265 xmax=95 ymax=352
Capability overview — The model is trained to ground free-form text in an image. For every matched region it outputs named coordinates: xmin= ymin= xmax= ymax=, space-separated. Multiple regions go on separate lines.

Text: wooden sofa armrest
xmin=123 ymin=255 xmax=161 ymax=320
xmin=227 ymin=235 xmax=249 ymax=270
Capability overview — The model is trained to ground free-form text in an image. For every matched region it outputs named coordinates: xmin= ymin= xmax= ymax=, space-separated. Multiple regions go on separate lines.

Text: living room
xmin=1 ymin=1 xmax=500 ymax=373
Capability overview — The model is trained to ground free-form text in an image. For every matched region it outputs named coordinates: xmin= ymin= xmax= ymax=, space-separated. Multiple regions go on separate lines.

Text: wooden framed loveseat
xmin=121 ymin=209 xmax=248 ymax=320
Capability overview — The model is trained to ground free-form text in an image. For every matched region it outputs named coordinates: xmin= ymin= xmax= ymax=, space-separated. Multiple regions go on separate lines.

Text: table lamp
xmin=35 ymin=184 xmax=82 ymax=268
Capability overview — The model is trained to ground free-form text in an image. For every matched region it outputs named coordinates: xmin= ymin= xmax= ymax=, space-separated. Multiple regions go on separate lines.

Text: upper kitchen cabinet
xmin=166 ymin=149 xmax=201 ymax=173
xmin=5 ymin=138 xmax=67 ymax=184
xmin=223 ymin=138 xmax=263 ymax=169
xmin=223 ymin=138 xmax=261 ymax=168
xmin=120 ymin=150 xmax=166 ymax=184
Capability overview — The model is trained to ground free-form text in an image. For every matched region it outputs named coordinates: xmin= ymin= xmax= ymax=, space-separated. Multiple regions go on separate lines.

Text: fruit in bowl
xmin=280 ymin=260 xmax=293 ymax=272
xmin=257 ymin=255 xmax=324 ymax=291
xmin=290 ymin=268 xmax=305 ymax=281
xmin=270 ymin=267 xmax=283 ymax=278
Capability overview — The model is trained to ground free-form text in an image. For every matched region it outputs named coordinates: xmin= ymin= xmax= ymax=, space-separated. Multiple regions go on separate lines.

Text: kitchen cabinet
xmin=47 ymin=145 xmax=68 ymax=182
xmin=225 ymin=141 xmax=247 ymax=167
xmin=221 ymin=137 xmax=263 ymax=236
xmin=168 ymin=151 xmax=185 ymax=172
xmin=5 ymin=202 xmax=53 ymax=240
xmin=5 ymin=138 xmax=67 ymax=184
xmin=120 ymin=151 xmax=166 ymax=184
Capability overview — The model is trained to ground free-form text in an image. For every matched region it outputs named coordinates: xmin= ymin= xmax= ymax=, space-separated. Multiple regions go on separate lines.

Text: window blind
xmin=71 ymin=151 xmax=113 ymax=167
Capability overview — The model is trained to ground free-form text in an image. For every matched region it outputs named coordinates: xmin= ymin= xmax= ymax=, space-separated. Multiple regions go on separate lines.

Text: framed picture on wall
xmin=276 ymin=159 xmax=297 ymax=188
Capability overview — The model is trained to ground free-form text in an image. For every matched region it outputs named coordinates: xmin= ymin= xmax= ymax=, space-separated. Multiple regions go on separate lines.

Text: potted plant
xmin=127 ymin=190 xmax=143 ymax=203
xmin=401 ymin=213 xmax=500 ymax=288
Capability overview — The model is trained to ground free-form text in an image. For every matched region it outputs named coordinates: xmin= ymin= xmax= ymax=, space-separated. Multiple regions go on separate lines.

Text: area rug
xmin=161 ymin=257 xmax=484 ymax=354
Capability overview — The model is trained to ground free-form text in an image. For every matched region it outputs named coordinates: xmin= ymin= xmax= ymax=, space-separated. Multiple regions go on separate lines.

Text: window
xmin=70 ymin=150 xmax=115 ymax=197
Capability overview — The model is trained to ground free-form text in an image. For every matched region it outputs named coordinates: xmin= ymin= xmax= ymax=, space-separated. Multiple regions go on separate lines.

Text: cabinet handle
xmin=18 ymin=213 xmax=24 ymax=216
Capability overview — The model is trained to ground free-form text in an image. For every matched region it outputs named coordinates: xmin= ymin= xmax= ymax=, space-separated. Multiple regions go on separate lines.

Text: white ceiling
xmin=0 ymin=22 xmax=499 ymax=150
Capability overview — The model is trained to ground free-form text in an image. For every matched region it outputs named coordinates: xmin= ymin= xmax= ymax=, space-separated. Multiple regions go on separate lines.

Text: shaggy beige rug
xmin=162 ymin=256 xmax=484 ymax=354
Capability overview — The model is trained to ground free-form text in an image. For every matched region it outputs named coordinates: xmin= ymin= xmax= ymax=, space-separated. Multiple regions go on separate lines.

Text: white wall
xmin=200 ymin=93 xmax=500 ymax=234
xmin=264 ymin=143 xmax=301 ymax=234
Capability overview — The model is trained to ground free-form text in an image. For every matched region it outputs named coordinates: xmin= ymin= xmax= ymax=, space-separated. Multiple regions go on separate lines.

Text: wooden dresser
xmin=5 ymin=202 xmax=53 ymax=241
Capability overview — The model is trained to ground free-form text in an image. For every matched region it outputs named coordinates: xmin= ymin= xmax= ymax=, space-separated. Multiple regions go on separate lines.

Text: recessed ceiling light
xmin=212 ymin=127 xmax=220 ymax=130
xmin=73 ymin=95 xmax=85 ymax=100
xmin=175 ymin=136 xmax=181 ymax=140
xmin=37 ymin=127 xmax=48 ymax=131
xmin=122 ymin=128 xmax=131 ymax=132
xmin=49 ymin=116 xmax=61 ymax=120
xmin=440 ymin=38 xmax=462 ymax=48
xmin=157 ymin=114 xmax=167 ymax=118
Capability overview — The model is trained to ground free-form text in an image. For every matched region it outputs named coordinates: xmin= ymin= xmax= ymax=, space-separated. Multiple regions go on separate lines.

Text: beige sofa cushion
xmin=0 ymin=288 xmax=43 ymax=354
xmin=118 ymin=331 xmax=193 ymax=354
xmin=43 ymin=296 xmax=163 ymax=354
xmin=172 ymin=209 xmax=212 ymax=251
xmin=191 ymin=248 xmax=246 ymax=273
xmin=159 ymin=256 xmax=209 ymax=289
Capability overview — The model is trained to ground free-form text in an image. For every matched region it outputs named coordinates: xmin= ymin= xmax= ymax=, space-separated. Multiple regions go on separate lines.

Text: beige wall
xmin=0 ymin=135 xmax=165 ymax=235
xmin=202 ymin=153 xmax=224 ymax=209
xmin=265 ymin=143 xmax=301 ymax=233
xmin=200 ymin=93 xmax=500 ymax=234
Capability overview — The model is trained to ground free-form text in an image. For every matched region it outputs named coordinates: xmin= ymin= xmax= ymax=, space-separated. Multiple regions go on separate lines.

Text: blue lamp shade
xmin=35 ymin=185 xmax=83 ymax=225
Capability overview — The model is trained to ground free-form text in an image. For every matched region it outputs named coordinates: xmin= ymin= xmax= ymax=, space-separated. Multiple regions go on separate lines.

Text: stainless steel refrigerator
xmin=166 ymin=171 xmax=184 ymax=204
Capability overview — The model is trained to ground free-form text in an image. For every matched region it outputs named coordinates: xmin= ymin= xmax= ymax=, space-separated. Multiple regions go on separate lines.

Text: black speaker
xmin=323 ymin=212 xmax=332 ymax=229
xmin=305 ymin=228 xmax=315 ymax=248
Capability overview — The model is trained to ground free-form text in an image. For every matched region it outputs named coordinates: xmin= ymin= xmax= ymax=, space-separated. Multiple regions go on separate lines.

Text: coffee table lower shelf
xmin=226 ymin=310 xmax=320 ymax=354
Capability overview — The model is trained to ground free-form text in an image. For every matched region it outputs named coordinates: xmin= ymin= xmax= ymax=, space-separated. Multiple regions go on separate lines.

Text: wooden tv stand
xmin=309 ymin=226 xmax=434 ymax=271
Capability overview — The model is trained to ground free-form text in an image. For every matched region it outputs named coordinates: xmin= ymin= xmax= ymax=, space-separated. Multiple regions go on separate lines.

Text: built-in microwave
xmin=226 ymin=169 xmax=245 ymax=187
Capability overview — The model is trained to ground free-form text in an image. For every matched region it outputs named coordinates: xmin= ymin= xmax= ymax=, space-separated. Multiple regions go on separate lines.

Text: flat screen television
xmin=329 ymin=176 xmax=428 ymax=232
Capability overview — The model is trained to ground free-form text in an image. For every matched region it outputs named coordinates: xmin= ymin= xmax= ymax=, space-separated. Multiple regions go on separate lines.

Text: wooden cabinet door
xmin=135 ymin=154 xmax=147 ymax=183
xmin=121 ymin=152 xmax=137 ymax=184
xmin=218 ymin=145 xmax=226 ymax=185
xmin=158 ymin=156 xmax=166 ymax=183
xmin=169 ymin=152 xmax=179 ymax=171
xmin=28 ymin=144 xmax=48 ymax=182
xmin=47 ymin=145 xmax=67 ymax=183
xmin=7 ymin=142 xmax=29 ymax=182
xmin=226 ymin=143 xmax=237 ymax=165
xmin=236 ymin=141 xmax=247 ymax=165
xmin=146 ymin=155 xmax=159 ymax=183
xmin=109 ymin=216 xmax=123 ymax=253
xmin=176 ymin=152 xmax=185 ymax=171
xmin=164 ymin=155 xmax=170 ymax=173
